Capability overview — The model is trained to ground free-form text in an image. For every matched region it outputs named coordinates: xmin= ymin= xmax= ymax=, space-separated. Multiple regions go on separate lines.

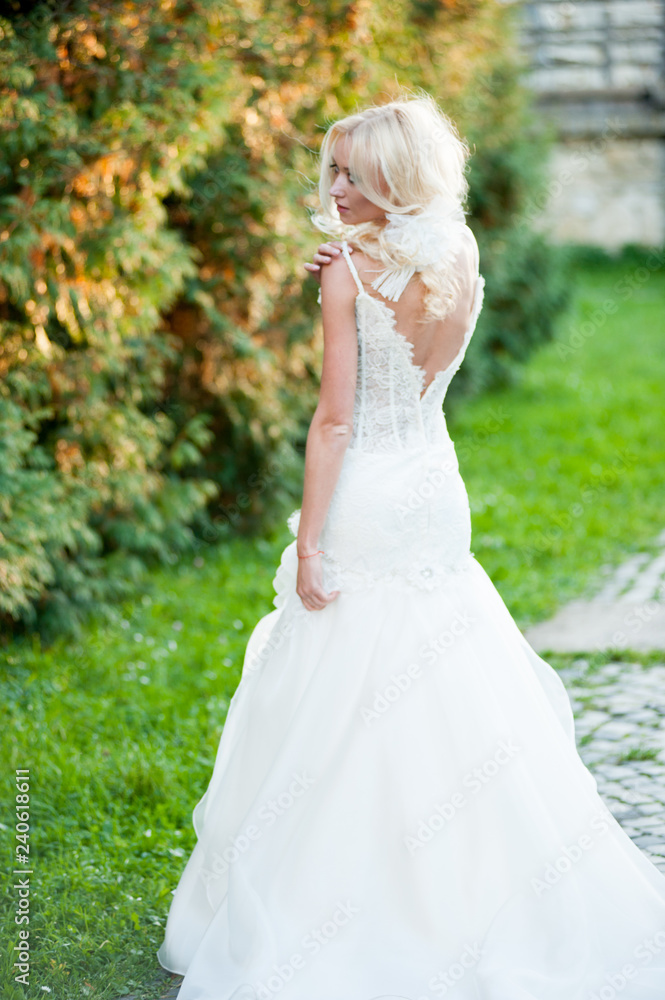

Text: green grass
xmin=616 ymin=746 xmax=661 ymax=764
xmin=450 ymin=249 xmax=665 ymax=625
xmin=2 ymin=253 xmax=664 ymax=999
xmin=1 ymin=540 xmax=284 ymax=1000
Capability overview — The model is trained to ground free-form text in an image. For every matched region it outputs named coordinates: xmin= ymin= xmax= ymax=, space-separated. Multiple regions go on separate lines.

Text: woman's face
xmin=329 ymin=134 xmax=387 ymax=226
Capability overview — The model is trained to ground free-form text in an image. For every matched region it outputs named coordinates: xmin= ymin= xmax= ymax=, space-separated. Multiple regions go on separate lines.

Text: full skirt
xmin=157 ymin=535 xmax=665 ymax=999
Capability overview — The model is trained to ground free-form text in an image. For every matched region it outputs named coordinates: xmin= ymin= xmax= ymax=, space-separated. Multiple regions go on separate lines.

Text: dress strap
xmin=340 ymin=241 xmax=364 ymax=295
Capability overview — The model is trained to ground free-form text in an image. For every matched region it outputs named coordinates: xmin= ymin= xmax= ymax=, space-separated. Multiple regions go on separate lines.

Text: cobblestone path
xmin=560 ymin=657 xmax=665 ymax=876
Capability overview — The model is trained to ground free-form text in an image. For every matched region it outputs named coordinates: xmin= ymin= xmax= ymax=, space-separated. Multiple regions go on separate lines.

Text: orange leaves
xmin=70 ymin=204 xmax=87 ymax=228
xmin=70 ymin=153 xmax=136 ymax=200
xmin=345 ymin=0 xmax=373 ymax=35
xmin=79 ymin=32 xmax=107 ymax=59
xmin=55 ymin=439 xmax=85 ymax=473
xmin=28 ymin=245 xmax=45 ymax=271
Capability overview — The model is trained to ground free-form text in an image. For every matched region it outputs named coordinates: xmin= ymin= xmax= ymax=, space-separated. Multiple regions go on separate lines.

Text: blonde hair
xmin=313 ymin=92 xmax=472 ymax=319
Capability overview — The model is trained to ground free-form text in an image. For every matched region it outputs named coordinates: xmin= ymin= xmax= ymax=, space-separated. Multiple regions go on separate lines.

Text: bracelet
xmin=297 ymin=549 xmax=325 ymax=559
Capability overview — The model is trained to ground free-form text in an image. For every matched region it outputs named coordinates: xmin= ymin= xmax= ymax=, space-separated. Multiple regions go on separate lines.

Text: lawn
xmin=451 ymin=246 xmax=665 ymax=624
xmin=2 ymin=250 xmax=664 ymax=1000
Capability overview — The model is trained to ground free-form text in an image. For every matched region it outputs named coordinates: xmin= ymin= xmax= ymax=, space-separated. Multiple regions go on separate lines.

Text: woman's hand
xmin=296 ymin=553 xmax=340 ymax=611
xmin=303 ymin=241 xmax=352 ymax=282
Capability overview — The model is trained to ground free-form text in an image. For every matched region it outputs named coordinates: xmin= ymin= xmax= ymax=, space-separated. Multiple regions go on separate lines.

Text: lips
xmin=336 ymin=204 xmax=349 ymax=213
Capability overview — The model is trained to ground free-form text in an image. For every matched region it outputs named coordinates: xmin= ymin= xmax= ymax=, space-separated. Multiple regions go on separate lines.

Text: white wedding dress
xmin=157 ymin=239 xmax=665 ymax=999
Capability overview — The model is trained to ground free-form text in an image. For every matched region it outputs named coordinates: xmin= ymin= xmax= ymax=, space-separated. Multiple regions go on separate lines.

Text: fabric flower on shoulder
xmin=371 ymin=195 xmax=468 ymax=303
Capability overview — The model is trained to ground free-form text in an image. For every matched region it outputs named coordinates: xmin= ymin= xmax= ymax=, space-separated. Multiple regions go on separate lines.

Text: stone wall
xmin=502 ymin=0 xmax=665 ymax=248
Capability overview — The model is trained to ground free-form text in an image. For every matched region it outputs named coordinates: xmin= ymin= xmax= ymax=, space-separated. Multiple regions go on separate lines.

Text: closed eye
xmin=330 ymin=161 xmax=355 ymax=184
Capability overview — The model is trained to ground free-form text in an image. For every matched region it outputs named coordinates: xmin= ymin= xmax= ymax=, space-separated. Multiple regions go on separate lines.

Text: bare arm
xmin=296 ymin=254 xmax=358 ymax=611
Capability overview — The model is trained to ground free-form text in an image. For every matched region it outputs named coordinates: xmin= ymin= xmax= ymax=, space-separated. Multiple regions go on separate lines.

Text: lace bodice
xmin=275 ymin=237 xmax=485 ymax=607
xmin=276 ymin=233 xmax=487 ymax=600
xmin=339 ymin=240 xmax=485 ymax=453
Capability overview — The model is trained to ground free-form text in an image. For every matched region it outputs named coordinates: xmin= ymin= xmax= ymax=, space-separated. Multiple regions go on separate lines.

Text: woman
xmin=157 ymin=94 xmax=665 ymax=999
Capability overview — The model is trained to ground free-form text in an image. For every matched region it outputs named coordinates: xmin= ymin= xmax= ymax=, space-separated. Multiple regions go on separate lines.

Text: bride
xmin=157 ymin=94 xmax=665 ymax=999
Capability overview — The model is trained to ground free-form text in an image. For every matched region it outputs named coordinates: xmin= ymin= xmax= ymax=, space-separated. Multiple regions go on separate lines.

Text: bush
xmin=0 ymin=2 xmax=223 ymax=640
xmin=0 ymin=0 xmax=571 ymax=641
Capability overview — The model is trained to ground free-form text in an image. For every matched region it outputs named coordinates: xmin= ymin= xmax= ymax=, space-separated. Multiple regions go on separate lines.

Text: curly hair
xmin=312 ymin=91 xmax=474 ymax=319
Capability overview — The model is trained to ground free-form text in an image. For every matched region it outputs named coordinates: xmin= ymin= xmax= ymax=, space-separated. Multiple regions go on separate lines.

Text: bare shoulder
xmin=341 ymin=246 xmax=380 ymax=287
xmin=319 ymin=248 xmax=360 ymax=301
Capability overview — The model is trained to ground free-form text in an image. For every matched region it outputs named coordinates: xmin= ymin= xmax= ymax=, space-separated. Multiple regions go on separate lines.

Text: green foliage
xmin=0 ymin=2 xmax=225 ymax=639
xmin=0 ymin=0 xmax=572 ymax=640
